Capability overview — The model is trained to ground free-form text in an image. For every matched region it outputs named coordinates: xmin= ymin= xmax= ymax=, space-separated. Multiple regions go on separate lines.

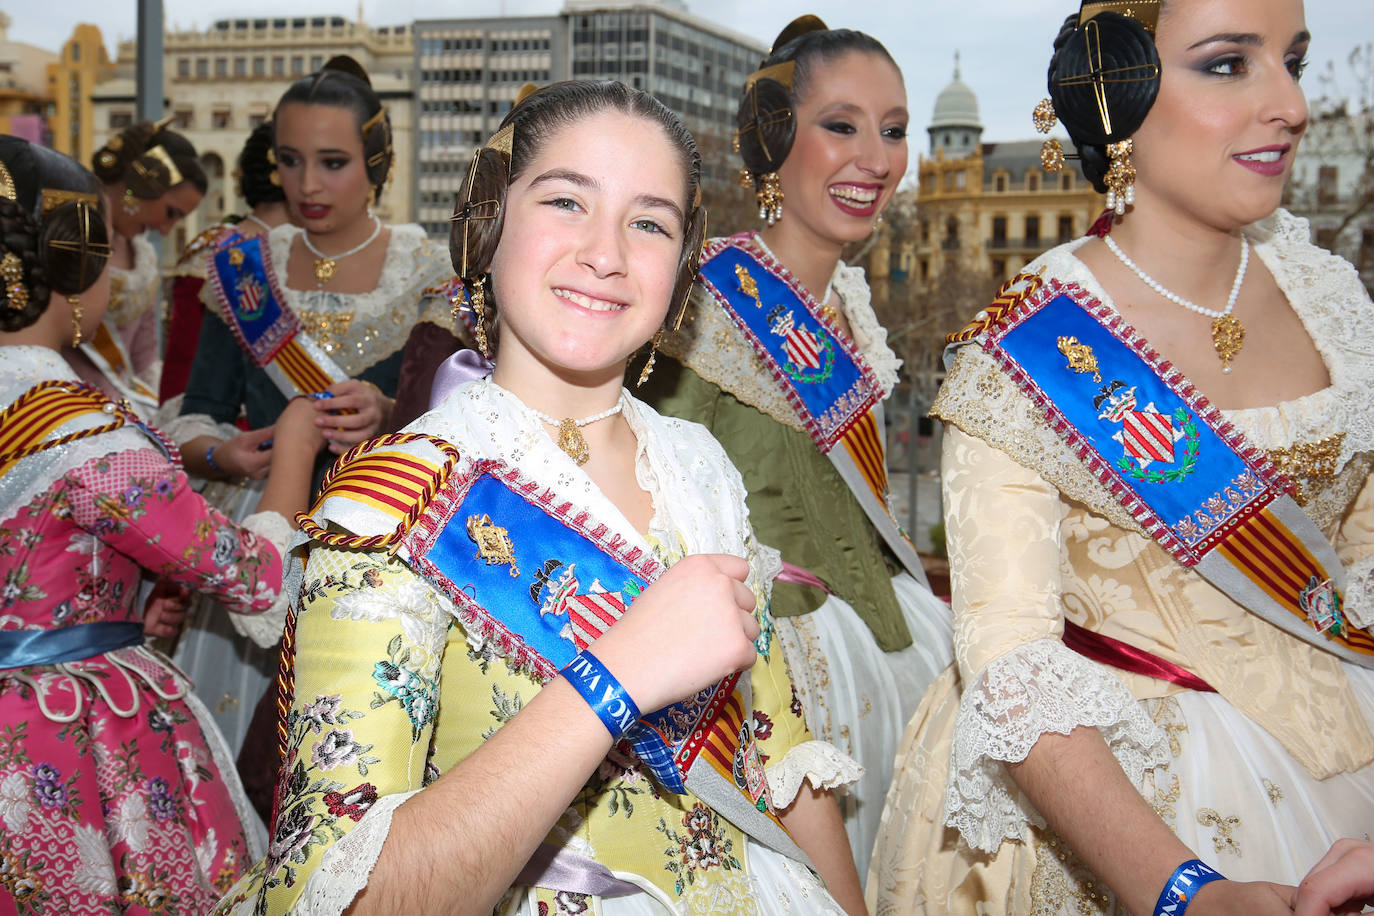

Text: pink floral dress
xmin=0 ymin=346 xmax=289 ymax=915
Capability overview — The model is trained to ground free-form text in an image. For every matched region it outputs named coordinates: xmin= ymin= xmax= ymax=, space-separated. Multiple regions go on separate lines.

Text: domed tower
xmin=928 ymin=52 xmax=983 ymax=159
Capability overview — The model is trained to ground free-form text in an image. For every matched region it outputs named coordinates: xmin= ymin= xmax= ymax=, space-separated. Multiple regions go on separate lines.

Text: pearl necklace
xmin=301 ymin=216 xmax=382 ymax=286
xmin=243 ymin=213 xmax=275 ymax=233
xmin=1104 ymin=234 xmax=1250 ymax=374
xmin=528 ymin=397 xmax=626 ymax=466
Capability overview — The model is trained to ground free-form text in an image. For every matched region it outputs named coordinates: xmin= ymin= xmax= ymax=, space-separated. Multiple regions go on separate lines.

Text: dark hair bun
xmin=448 ymin=147 xmax=509 ymax=281
xmin=1047 ymin=11 xmax=1160 ymax=191
xmin=736 ymin=77 xmax=796 ymax=176
xmin=238 ymin=120 xmax=284 ymax=208
xmin=770 ymin=15 xmax=828 ymax=55
xmin=92 ymin=122 xmax=207 ymax=196
xmin=323 ymin=55 xmax=372 ymax=86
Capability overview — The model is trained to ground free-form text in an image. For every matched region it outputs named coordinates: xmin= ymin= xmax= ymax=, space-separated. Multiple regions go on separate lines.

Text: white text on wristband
xmin=562 ymin=651 xmax=642 ymax=740
xmin=1154 ymin=858 xmax=1225 ymax=916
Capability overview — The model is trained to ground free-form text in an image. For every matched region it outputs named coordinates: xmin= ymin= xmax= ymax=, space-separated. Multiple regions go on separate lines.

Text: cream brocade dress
xmin=867 ymin=210 xmax=1374 ymax=914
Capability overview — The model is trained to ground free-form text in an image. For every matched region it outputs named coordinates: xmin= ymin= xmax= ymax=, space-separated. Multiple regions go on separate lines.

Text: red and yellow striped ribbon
xmin=306 ymin=449 xmax=442 ymax=523
xmin=840 ymin=410 xmax=889 ymax=505
xmin=0 ymin=382 xmax=120 ymax=476
xmin=1217 ymin=507 xmax=1374 ymax=656
xmin=275 ymin=337 xmax=336 ymax=396
xmin=697 ymin=689 xmax=786 ymax=828
xmin=946 ymin=272 xmax=1046 ymax=345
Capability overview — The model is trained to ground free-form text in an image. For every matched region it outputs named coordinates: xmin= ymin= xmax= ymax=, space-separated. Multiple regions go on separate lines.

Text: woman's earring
xmin=1105 ymin=139 xmax=1137 ymax=216
xmin=757 ymin=172 xmax=783 ymax=226
xmin=1033 ymin=98 xmax=1066 ymax=173
xmin=470 ymin=275 xmax=491 ymax=358
xmin=121 ymin=190 xmax=140 ymax=216
xmin=637 ymin=329 xmax=664 ymax=388
xmin=68 ymin=295 xmax=83 ymax=347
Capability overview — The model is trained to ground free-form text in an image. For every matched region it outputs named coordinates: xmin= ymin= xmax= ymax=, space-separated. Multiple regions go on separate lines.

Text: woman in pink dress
xmin=0 ymin=137 xmax=322 ymax=914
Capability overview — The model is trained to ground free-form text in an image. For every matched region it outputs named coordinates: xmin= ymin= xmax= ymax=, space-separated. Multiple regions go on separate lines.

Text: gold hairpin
xmin=1056 ymin=18 xmax=1159 ymax=136
xmin=1079 ymin=0 xmax=1161 ymax=35
xmin=136 ymin=145 xmax=186 ymax=188
xmin=450 ymin=151 xmax=503 ymax=278
xmin=484 ymin=123 xmax=514 ymax=157
xmin=40 ymin=188 xmax=100 ymax=214
xmin=0 ymin=160 xmax=14 ymax=202
xmin=360 ymin=108 xmax=387 ymax=139
xmin=745 ymin=60 xmax=796 ymax=91
xmin=514 ymin=82 xmax=539 ymax=105
xmin=46 ymin=202 xmax=111 ymax=290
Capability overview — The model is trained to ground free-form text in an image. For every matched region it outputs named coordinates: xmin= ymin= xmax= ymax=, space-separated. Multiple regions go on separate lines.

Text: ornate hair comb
xmin=1079 ymin=0 xmax=1160 ymax=35
xmin=136 ymin=145 xmax=186 ymax=189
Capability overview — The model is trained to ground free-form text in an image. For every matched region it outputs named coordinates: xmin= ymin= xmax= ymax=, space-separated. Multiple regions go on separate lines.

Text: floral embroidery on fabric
xmin=372 ymin=635 xmax=440 ymax=740
xmin=656 ymin=802 xmax=743 ymax=896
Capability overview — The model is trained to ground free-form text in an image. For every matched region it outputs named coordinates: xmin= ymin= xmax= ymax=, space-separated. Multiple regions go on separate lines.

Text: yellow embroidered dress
xmin=868 ymin=211 xmax=1374 ymax=914
xmin=214 ymin=380 xmax=860 ymax=916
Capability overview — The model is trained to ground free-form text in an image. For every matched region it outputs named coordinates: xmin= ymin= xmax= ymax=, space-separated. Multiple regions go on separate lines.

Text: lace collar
xmin=268 ymin=223 xmax=433 ymax=319
xmin=0 ymin=345 xmax=80 ymax=395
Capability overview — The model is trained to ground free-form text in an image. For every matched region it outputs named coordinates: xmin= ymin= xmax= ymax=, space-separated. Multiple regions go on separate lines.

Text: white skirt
xmin=773 ymin=571 xmax=954 ymax=878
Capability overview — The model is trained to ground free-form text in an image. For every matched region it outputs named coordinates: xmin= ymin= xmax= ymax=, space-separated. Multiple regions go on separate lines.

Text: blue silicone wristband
xmin=1154 ymin=859 xmax=1226 ymax=916
xmin=205 ymin=444 xmax=223 ymax=473
xmin=562 ymin=650 xmax=642 ymax=740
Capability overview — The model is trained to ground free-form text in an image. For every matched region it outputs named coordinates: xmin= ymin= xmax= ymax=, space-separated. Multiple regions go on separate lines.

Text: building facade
xmin=412 ymin=0 xmax=763 ymax=237
xmin=1286 ymin=107 xmax=1373 ymax=293
xmin=90 ymin=15 xmax=414 ymax=263
xmin=0 ymin=12 xmax=57 ymax=144
xmin=45 ymin=24 xmax=114 ymax=162
xmin=876 ymin=62 xmax=1103 ymax=287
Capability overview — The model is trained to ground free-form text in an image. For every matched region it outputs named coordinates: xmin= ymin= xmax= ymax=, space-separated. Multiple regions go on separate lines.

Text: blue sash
xmin=0 ymin=622 xmax=142 ymax=668
xmin=697 ymin=236 xmax=879 ymax=450
xmin=207 ymin=233 xmax=299 ymax=367
xmin=971 ymin=278 xmax=1374 ymax=667
xmin=401 ymin=459 xmax=806 ymax=859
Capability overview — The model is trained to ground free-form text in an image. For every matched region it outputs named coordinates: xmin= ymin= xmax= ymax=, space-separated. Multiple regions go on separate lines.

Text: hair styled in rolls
xmin=92 ymin=122 xmax=207 ymax=198
xmin=450 ymin=80 xmax=706 ymax=330
xmin=735 ymin=18 xmax=896 ymax=181
xmin=237 ymin=121 xmax=285 ymax=209
xmin=0 ymin=137 xmax=112 ymax=333
xmin=275 ymin=55 xmax=393 ymax=202
xmin=1046 ymin=9 xmax=1161 ymax=192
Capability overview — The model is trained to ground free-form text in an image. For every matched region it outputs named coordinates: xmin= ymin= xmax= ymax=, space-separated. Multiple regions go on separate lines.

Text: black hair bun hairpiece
xmin=1048 ymin=10 xmax=1159 ymax=146
xmin=770 ymin=14 xmax=828 ymax=56
xmin=322 ymin=55 xmax=372 ymax=87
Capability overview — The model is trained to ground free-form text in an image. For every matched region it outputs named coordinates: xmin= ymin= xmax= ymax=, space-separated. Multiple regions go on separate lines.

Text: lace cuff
xmin=765 ymin=739 xmax=863 ymax=808
xmin=1344 ymin=554 xmax=1374 ymax=630
xmin=226 ymin=510 xmax=295 ymax=648
xmin=296 ymin=789 xmax=418 ymax=915
xmin=942 ymin=638 xmax=1172 ymax=854
xmin=161 ymin=410 xmax=240 ymax=446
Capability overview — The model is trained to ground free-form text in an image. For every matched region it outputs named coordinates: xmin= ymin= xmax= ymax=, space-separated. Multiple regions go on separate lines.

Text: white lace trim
xmin=160 ymin=410 xmax=242 ymax=448
xmin=942 ymin=638 xmax=1172 ymax=854
xmin=1344 ymin=554 xmax=1374 ymax=630
xmin=295 ymin=789 xmax=417 ymax=915
xmin=107 ymin=234 xmax=161 ymax=329
xmin=225 ymin=511 xmax=295 ymax=648
xmin=765 ymin=739 xmax=863 ymax=808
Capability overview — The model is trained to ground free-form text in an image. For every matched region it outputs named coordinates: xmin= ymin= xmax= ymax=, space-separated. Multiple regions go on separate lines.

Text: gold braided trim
xmin=294 ymin=432 xmax=461 ymax=551
xmin=945 ymin=272 xmax=1046 ymax=344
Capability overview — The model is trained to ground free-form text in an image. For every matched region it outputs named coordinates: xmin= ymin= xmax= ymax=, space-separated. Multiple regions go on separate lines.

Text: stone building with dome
xmin=873 ymin=56 xmax=1103 ymax=287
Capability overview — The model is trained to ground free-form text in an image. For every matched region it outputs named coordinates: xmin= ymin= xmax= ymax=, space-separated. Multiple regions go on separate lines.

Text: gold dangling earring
xmin=121 ymin=190 xmax=140 ymax=216
xmin=68 ymin=295 xmax=83 ymax=347
xmin=470 ymin=275 xmax=491 ymax=358
xmin=757 ymin=172 xmax=783 ymax=226
xmin=1104 ymin=139 xmax=1137 ymax=216
xmin=637 ymin=329 xmax=663 ymax=388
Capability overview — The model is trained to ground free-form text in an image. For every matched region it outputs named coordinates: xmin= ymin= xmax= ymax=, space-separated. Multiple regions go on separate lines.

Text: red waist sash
xmin=1063 ymin=620 xmax=1215 ymax=693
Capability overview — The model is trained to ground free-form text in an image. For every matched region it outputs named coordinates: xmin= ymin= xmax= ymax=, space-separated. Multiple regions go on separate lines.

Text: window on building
xmin=1319 ymin=165 xmax=1339 ymax=205
xmin=945 ymin=215 xmax=960 ymax=247
xmin=1058 ymin=215 xmax=1074 ymax=242
xmin=212 ymin=110 xmax=232 ymax=129
xmin=311 ymin=55 xmax=324 ymax=72
xmin=234 ymin=57 xmax=247 ymax=77
xmin=1026 ymin=215 xmax=1041 ymax=243
xmin=215 ymin=58 xmax=228 ymax=77
xmin=991 ymin=216 xmax=1007 ymax=247
xmin=919 ymin=259 xmax=929 ymax=281
xmin=992 ymin=258 xmax=1006 ymax=277
xmin=173 ymin=109 xmax=193 ymax=129
xmin=109 ymin=111 xmax=133 ymax=129
xmin=1027 ymin=172 xmax=1039 ymax=191
xmin=248 ymin=112 xmax=267 ymax=127
xmin=253 ymin=57 xmax=266 ymax=76
xmin=920 ymin=219 xmax=930 ymax=242
xmin=70 ymin=43 xmax=80 ymax=61
xmin=177 ymin=58 xmax=190 ymax=78
xmin=1061 ymin=172 xmax=1072 ymax=190
xmin=197 ymin=58 xmax=209 ymax=78
xmin=273 ymin=56 xmax=285 ymax=75
xmin=995 ymin=173 xmax=1006 ymax=192
xmin=291 ymin=56 xmax=305 ymax=74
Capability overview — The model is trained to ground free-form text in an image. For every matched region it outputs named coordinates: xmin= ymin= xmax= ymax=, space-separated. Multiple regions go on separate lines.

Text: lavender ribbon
xmin=428 ymin=348 xmax=494 ymax=410
xmin=513 ymin=842 xmax=642 ymax=898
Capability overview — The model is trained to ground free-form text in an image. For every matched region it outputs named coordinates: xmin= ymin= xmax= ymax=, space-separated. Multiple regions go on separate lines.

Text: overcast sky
xmin=8 ymin=0 xmax=1369 ymax=156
